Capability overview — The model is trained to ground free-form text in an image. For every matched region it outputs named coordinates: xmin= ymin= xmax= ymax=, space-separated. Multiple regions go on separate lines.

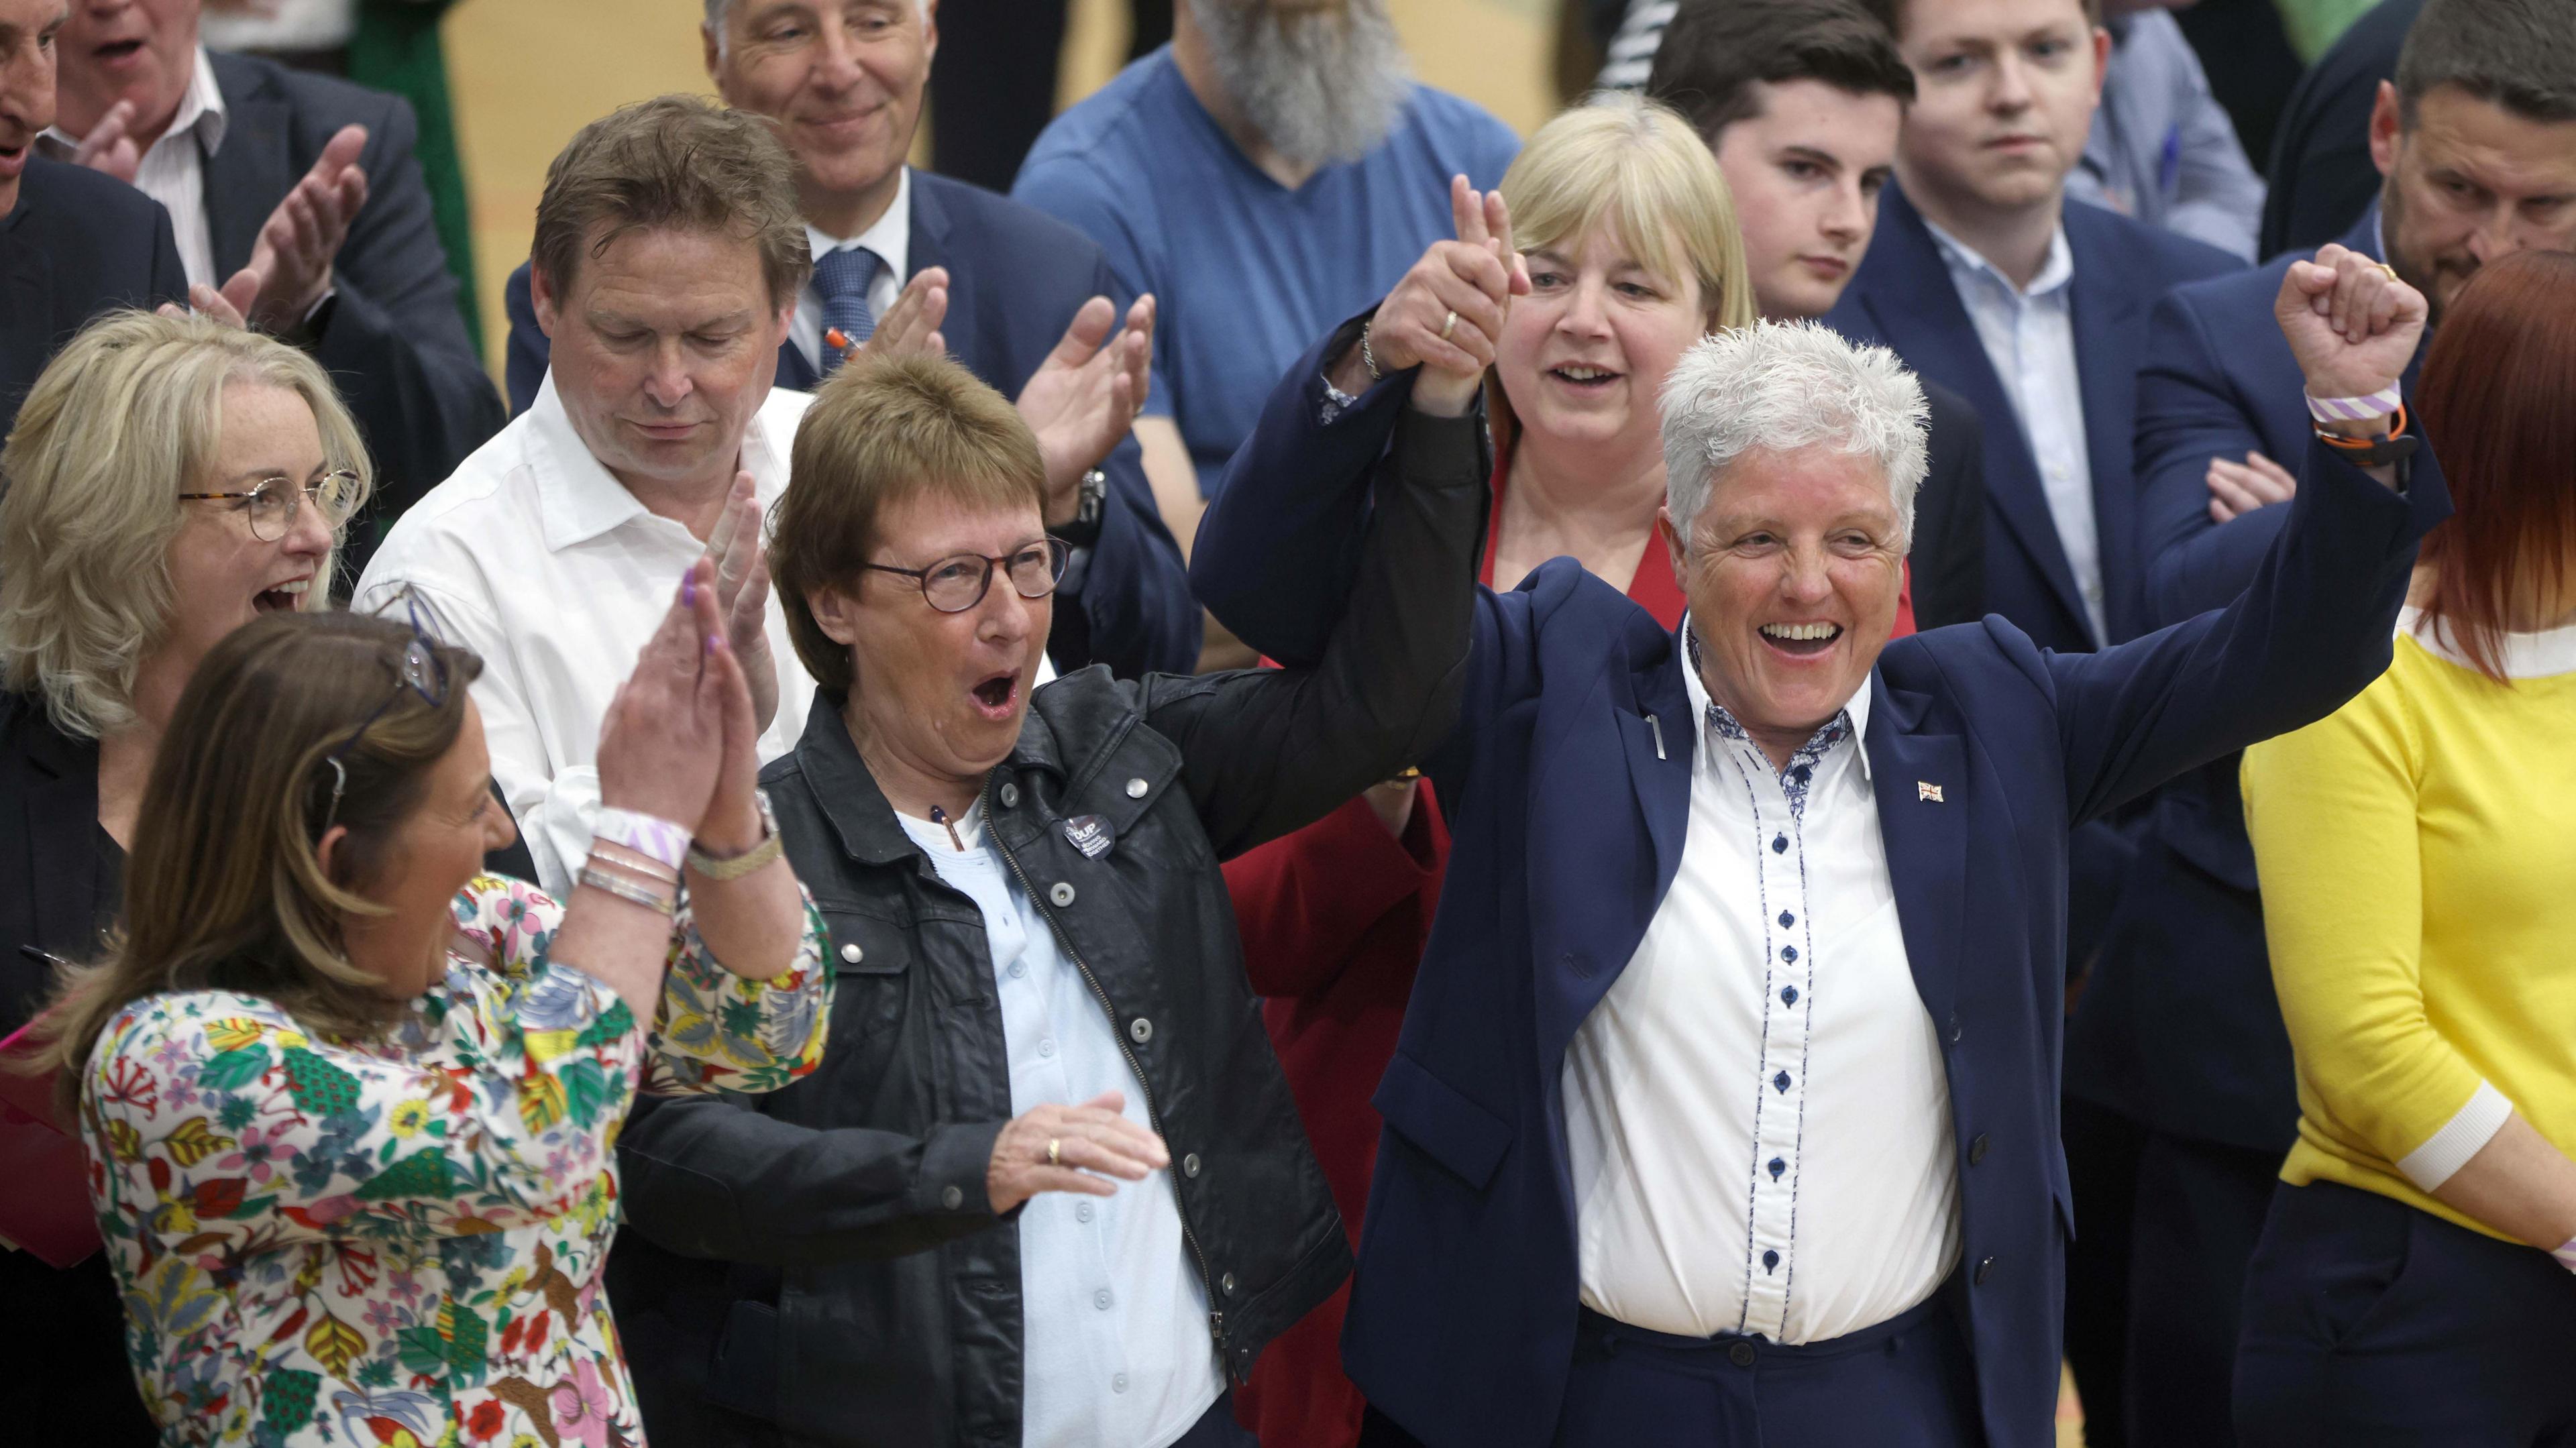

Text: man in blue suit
xmin=500 ymin=0 xmax=1197 ymax=679
xmin=1189 ymin=245 xmax=2439 ymax=1448
xmin=2074 ymin=1 xmax=2576 ymax=1439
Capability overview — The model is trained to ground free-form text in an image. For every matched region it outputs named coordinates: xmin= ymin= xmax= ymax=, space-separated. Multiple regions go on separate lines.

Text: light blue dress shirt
xmin=1921 ymin=217 xmax=2108 ymax=645
xmin=896 ymin=802 xmax=1222 ymax=1448
xmin=2068 ymin=11 xmax=2267 ymax=262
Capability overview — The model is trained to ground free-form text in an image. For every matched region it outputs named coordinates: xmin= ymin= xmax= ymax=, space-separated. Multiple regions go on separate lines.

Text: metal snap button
xmin=941 ymin=1185 xmax=963 ymax=1210
xmin=999 ymin=783 xmax=1020 ymax=809
xmin=1049 ymin=881 xmax=1075 ymax=907
xmin=1182 ymin=1152 xmax=1201 ymax=1178
xmin=1125 ymin=777 xmax=1148 ymax=799
xmin=838 ymin=942 xmax=864 ymax=965
xmin=1129 ymin=1017 xmax=1152 ymax=1044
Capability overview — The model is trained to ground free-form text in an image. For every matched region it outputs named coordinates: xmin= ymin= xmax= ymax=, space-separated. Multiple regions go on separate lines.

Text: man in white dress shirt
xmin=356 ymin=97 xmax=815 ymax=894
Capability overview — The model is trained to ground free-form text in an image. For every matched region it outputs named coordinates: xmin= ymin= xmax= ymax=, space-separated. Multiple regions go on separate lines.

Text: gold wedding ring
xmin=1440 ymin=309 xmax=1459 ymax=341
xmin=1046 ymin=1137 xmax=1061 ymax=1167
xmin=2377 ymin=263 xmax=2399 ymax=281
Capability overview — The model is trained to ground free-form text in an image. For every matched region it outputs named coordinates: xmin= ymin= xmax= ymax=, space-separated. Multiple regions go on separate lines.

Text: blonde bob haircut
xmin=0 ymin=310 xmax=370 ymax=740
xmin=1500 ymin=92 xmax=1757 ymax=340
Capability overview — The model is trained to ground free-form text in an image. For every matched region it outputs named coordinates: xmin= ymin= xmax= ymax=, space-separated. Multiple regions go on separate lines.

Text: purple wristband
xmin=2306 ymin=385 xmax=2402 ymax=425
xmin=592 ymin=807 xmax=691 ymax=872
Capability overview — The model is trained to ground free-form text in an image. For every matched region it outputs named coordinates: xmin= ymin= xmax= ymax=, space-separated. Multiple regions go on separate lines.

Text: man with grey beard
xmin=1014 ymin=0 xmax=1517 ymax=563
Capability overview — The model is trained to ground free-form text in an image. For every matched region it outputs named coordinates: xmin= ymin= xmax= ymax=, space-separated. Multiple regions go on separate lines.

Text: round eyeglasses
xmin=178 ymin=469 xmax=364 ymax=542
xmin=861 ymin=538 xmax=1069 ymax=614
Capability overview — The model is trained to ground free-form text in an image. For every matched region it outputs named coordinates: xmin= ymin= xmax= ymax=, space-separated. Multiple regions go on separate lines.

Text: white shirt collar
xmin=2398 ymin=606 xmax=2576 ymax=679
xmin=1921 ymin=212 xmax=2075 ymax=302
xmin=807 ymin=165 xmax=911 ymax=283
xmin=46 ymin=46 xmax=227 ymax=158
xmin=522 ymin=371 xmax=795 ymax=554
xmin=1677 ymin=614 xmax=1876 ymax=782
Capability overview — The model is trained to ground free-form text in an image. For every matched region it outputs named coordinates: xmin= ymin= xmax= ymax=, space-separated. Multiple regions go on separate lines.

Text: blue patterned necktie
xmin=812 ymin=245 xmax=883 ymax=376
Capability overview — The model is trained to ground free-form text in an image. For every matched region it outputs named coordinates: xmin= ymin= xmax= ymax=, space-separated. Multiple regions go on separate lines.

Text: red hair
xmin=2414 ymin=249 xmax=2576 ymax=681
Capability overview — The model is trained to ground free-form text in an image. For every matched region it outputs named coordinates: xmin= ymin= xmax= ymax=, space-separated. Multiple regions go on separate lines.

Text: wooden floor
xmin=441 ymin=3 xmax=2092 ymax=1442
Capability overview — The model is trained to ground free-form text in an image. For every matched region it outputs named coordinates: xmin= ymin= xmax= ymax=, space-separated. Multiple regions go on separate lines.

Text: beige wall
xmin=443 ymin=0 xmax=1558 ymax=374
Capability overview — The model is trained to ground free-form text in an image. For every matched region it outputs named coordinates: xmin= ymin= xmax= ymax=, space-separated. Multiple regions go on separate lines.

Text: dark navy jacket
xmin=1189 ymin=329 xmax=2447 ymax=1448
xmin=0 ymin=157 xmax=186 ymax=440
xmin=2071 ymin=207 xmax=2440 ymax=1147
xmin=1826 ymin=185 xmax=2240 ymax=655
xmin=502 ymin=170 xmax=1198 ymax=680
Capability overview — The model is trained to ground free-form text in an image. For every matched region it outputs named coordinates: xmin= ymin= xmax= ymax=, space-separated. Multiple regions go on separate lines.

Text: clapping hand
xmin=701 ymin=471 xmax=778 ymax=735
xmin=2276 ymin=243 xmax=2428 ymax=410
xmin=1017 ymin=293 xmax=1155 ymax=520
xmin=221 ymin=124 xmax=370 ymax=339
xmin=857 ymin=268 xmax=949 ymax=360
xmin=593 ymin=558 xmax=747 ymax=840
xmin=70 ymin=100 xmax=140 ymax=183
xmin=1362 ymin=174 xmax=1531 ymax=417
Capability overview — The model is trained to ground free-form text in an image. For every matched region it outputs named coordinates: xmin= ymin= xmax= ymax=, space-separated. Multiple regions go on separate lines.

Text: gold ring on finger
xmin=1440 ymin=310 xmax=1459 ymax=341
xmin=1046 ymin=1137 xmax=1061 ymax=1167
xmin=2377 ymin=263 xmax=2398 ymax=282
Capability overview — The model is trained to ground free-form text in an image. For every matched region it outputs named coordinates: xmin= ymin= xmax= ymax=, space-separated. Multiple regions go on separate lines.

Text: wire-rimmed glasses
xmin=178 ymin=469 xmax=363 ymax=542
xmin=860 ymin=537 xmax=1069 ymax=614
xmin=315 ymin=592 xmax=451 ymax=835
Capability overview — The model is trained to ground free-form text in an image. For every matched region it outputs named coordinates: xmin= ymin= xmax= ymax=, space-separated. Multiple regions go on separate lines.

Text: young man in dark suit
xmin=1644 ymin=0 xmax=1988 ymax=631
xmin=1818 ymin=0 xmax=2239 ymax=1433
xmin=48 ymin=0 xmax=504 ymax=571
xmin=0 ymin=0 xmax=182 ymax=437
xmin=2078 ymin=2 xmax=2576 ymax=1439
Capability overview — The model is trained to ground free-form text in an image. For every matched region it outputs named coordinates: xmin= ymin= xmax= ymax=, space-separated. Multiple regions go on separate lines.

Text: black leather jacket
xmin=607 ymin=405 xmax=1488 ymax=1448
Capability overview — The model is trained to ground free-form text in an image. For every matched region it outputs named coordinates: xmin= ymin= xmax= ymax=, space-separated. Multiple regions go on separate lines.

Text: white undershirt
xmin=1565 ymin=631 xmax=1962 ymax=1343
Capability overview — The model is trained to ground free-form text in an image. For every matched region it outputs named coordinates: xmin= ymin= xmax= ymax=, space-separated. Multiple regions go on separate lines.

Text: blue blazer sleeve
xmin=2133 ymin=287 xmax=2293 ymax=627
xmin=2041 ymin=431 xmax=2446 ymax=827
xmin=1189 ymin=315 xmax=1437 ymax=667
xmin=1057 ymin=424 xmax=1202 ymax=679
xmin=503 ymin=261 xmax=547 ymax=416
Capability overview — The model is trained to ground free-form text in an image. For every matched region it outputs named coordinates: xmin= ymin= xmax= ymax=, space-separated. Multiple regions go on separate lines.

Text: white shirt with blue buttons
xmin=1563 ymin=630 xmax=1962 ymax=1344
xmin=1923 ymin=215 xmax=2109 ymax=646
xmin=895 ymin=801 xmax=1222 ymax=1448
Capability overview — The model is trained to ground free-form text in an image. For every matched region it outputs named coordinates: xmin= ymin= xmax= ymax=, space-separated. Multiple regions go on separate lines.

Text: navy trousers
xmin=2236 ymin=1180 xmax=2576 ymax=1445
xmin=1362 ymin=1290 xmax=1982 ymax=1447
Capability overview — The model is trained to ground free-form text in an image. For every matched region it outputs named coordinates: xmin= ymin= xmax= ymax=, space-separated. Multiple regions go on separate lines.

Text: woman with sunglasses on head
xmin=0 ymin=310 xmax=533 ymax=1445
xmin=22 ymin=560 xmax=830 ymax=1446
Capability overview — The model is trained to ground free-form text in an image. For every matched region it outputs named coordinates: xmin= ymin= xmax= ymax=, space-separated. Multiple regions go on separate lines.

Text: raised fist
xmin=2275 ymin=243 xmax=2428 ymax=406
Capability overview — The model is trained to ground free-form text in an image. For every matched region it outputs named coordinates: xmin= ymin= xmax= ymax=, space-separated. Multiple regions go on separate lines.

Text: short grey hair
xmin=1658 ymin=319 xmax=1929 ymax=551
xmin=704 ymin=0 xmax=932 ymax=43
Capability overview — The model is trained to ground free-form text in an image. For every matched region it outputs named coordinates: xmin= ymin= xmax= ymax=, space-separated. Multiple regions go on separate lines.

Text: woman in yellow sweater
xmin=2237 ymin=248 xmax=2576 ymax=1445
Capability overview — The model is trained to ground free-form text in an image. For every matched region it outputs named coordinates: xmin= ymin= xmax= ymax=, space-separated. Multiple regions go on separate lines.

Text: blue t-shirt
xmin=1014 ymin=49 xmax=1520 ymax=500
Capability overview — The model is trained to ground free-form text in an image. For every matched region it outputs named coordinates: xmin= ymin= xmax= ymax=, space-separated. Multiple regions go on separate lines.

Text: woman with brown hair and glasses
xmin=0 ymin=309 xmax=537 ymax=1445
xmin=21 ymin=564 xmax=830 ymax=1447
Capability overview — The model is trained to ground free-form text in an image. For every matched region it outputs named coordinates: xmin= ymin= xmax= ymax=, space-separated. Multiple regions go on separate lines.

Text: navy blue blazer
xmin=1826 ymin=185 xmax=2240 ymax=654
xmin=502 ymin=170 xmax=1198 ymax=679
xmin=1190 ymin=328 xmax=2447 ymax=1448
xmin=0 ymin=157 xmax=186 ymax=438
xmin=2070 ymin=207 xmax=2441 ymax=1147
xmin=204 ymin=54 xmax=504 ymax=571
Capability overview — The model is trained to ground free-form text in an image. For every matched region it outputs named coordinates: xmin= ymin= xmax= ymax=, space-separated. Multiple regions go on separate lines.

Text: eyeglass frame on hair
xmin=316 ymin=591 xmax=452 ymax=837
xmin=857 ymin=537 xmax=1070 ymax=614
xmin=178 ymin=468 xmax=364 ymax=542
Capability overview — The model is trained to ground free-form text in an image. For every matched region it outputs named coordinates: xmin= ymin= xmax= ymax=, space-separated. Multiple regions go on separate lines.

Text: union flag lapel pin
xmin=1917 ymin=781 xmax=1945 ymax=803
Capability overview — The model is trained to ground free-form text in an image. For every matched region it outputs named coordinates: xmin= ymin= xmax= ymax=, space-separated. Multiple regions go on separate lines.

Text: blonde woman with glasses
xmin=0 ymin=310 xmax=402 ymax=1441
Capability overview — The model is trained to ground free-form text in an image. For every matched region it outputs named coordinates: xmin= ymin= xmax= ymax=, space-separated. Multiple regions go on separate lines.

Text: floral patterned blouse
xmin=77 ymin=875 xmax=832 ymax=1448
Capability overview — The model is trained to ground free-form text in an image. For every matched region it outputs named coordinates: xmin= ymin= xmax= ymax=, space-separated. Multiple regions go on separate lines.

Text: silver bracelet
xmin=1359 ymin=321 xmax=1385 ymax=383
xmin=579 ymin=865 xmax=676 ymax=915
